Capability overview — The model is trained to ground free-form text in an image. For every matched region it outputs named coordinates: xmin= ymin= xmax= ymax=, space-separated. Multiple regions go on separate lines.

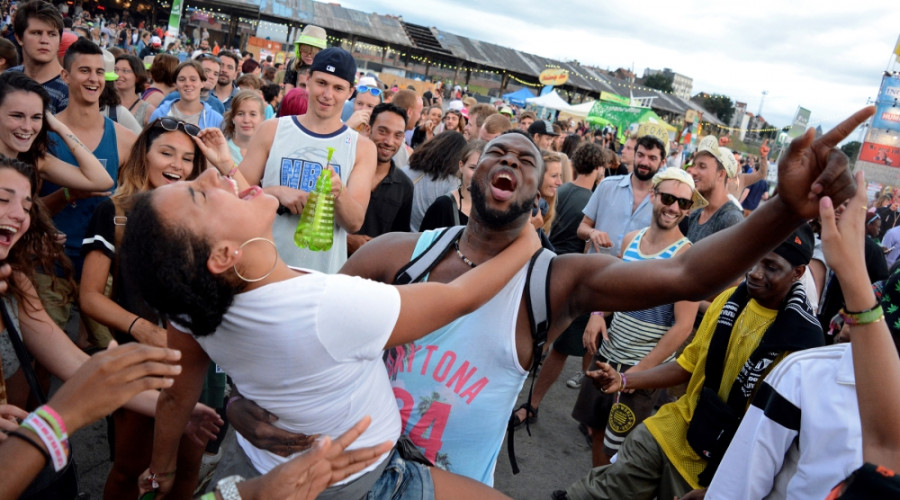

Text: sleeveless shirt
xmin=598 ymin=228 xmax=690 ymax=365
xmin=44 ymin=118 xmax=119 ymax=277
xmin=261 ymin=116 xmax=358 ymax=273
xmin=384 ymin=229 xmax=529 ymax=485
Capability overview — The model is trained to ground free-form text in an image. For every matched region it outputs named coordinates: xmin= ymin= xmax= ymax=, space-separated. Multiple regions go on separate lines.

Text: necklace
xmin=736 ymin=310 xmax=774 ymax=339
xmin=454 ymin=241 xmax=477 ymax=268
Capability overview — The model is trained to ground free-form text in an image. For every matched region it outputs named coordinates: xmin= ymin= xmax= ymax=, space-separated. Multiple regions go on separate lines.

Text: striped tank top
xmin=598 ymin=228 xmax=690 ymax=365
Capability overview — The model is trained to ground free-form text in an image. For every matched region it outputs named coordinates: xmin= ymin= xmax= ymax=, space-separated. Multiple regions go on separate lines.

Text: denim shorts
xmin=365 ymin=446 xmax=436 ymax=500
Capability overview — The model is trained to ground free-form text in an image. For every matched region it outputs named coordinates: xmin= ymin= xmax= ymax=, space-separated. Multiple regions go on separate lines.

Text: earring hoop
xmin=233 ymin=237 xmax=278 ymax=283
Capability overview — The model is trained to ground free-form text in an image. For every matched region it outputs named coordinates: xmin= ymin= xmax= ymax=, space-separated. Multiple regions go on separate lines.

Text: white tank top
xmin=262 ymin=116 xmax=359 ymax=273
xmin=384 ymin=229 xmax=529 ymax=485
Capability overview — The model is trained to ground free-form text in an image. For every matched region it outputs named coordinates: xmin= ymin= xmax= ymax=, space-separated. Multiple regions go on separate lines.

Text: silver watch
xmin=215 ymin=475 xmax=245 ymax=500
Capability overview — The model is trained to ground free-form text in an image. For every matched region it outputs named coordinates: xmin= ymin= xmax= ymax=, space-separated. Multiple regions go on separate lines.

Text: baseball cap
xmin=308 ymin=47 xmax=357 ymax=86
xmin=696 ymin=135 xmax=738 ymax=178
xmin=651 ymin=168 xmax=708 ymax=210
xmin=357 ymin=76 xmax=378 ymax=88
xmin=102 ymin=49 xmax=118 ymax=81
xmin=499 ymin=106 xmax=513 ymax=117
xmin=528 ymin=120 xmax=558 ymax=136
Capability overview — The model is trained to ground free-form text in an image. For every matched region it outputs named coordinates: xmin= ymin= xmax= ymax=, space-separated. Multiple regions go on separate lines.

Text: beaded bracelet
xmin=839 ymin=304 xmax=885 ymax=326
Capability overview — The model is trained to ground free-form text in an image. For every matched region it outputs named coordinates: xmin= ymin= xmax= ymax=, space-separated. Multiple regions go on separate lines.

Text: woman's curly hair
xmin=120 ymin=191 xmax=243 ymax=336
xmin=0 ymin=156 xmax=74 ymax=312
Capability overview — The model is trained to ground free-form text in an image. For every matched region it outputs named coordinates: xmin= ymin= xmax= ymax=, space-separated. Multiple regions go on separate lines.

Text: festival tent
xmin=565 ymin=100 xmax=597 ymax=118
xmin=503 ymin=88 xmax=536 ymax=107
xmin=525 ymin=90 xmax=574 ymax=112
xmin=586 ymin=101 xmax=675 ymax=142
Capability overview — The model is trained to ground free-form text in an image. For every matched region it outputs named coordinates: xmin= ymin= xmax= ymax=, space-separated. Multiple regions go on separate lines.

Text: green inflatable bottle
xmin=294 ymin=149 xmax=335 ymax=251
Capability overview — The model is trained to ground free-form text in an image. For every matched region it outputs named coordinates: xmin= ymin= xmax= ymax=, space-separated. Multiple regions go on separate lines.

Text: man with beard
xmin=571 ymin=169 xmax=702 ymax=468
xmin=347 ymin=103 xmax=413 ymax=255
xmin=577 ymin=126 xmax=669 ymax=257
xmin=227 ymin=109 xmax=874 ymax=486
xmin=213 ymin=51 xmax=239 ymax=110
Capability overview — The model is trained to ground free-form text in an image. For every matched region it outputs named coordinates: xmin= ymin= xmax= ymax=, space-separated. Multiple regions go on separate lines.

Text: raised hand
xmin=775 ymin=106 xmax=874 ymax=220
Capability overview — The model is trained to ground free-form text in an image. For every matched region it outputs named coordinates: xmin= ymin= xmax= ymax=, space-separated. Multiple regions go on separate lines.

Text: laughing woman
xmin=149 ymin=60 xmax=223 ymax=129
xmin=0 ymin=72 xmax=113 ymax=192
xmin=0 ymin=155 xmax=221 ymax=498
xmin=79 ymin=118 xmax=240 ymax=499
xmin=126 ymin=167 xmax=539 ymax=499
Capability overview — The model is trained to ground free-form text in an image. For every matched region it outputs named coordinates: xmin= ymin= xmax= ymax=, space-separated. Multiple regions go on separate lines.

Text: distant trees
xmin=701 ymin=94 xmax=736 ymax=125
xmin=643 ymin=72 xmax=674 ymax=93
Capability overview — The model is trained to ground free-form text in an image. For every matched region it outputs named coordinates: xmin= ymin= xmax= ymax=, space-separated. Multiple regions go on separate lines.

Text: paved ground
xmin=67 ymin=356 xmax=591 ymax=499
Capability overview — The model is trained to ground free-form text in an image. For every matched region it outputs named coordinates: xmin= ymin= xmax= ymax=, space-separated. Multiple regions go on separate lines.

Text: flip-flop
xmin=510 ymin=402 xmax=539 ymax=429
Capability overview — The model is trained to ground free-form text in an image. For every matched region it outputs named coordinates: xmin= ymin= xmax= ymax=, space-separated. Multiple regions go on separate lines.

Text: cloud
xmin=340 ymin=0 xmax=898 ymax=133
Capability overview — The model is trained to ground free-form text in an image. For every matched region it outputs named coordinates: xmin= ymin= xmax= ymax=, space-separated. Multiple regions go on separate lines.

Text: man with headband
xmin=558 ymin=224 xmax=823 ymax=500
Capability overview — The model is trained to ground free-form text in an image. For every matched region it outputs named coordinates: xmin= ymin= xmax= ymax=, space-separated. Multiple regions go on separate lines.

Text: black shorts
xmin=570 ymin=352 xmax=659 ymax=456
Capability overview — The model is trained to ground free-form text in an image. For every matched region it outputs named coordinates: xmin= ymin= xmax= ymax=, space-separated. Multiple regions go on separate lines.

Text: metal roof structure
xmin=213 ymin=0 xmax=725 ymax=122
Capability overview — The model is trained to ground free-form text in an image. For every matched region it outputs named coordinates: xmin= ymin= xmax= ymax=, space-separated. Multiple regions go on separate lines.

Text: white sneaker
xmin=566 ymin=372 xmax=585 ymax=389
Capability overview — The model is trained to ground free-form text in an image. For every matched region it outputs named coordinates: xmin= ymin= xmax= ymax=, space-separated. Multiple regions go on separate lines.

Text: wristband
xmin=591 ymin=311 xmax=604 ymax=317
xmin=227 ymin=163 xmax=239 ymax=178
xmin=840 ymin=304 xmax=884 ymax=326
xmin=63 ymin=187 xmax=71 ymax=202
xmin=226 ymin=394 xmax=243 ymax=411
xmin=35 ymin=405 xmax=68 ymax=440
xmin=21 ymin=413 xmax=68 ymax=471
xmin=620 ymin=373 xmax=628 ymax=392
xmin=200 ymin=493 xmax=217 ymax=500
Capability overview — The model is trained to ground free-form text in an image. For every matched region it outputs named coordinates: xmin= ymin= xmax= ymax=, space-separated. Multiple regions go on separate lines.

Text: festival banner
xmin=587 ymin=102 xmax=674 ymax=143
xmin=599 ymin=91 xmax=630 ymax=106
xmin=165 ymin=0 xmax=184 ymax=47
xmin=858 ymin=75 xmax=900 ymax=186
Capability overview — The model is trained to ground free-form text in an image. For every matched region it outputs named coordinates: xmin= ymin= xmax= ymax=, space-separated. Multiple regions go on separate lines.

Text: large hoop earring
xmin=233 ymin=237 xmax=278 ymax=283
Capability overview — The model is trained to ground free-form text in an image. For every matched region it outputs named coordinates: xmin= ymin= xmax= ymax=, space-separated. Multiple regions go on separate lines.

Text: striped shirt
xmin=598 ymin=228 xmax=690 ymax=365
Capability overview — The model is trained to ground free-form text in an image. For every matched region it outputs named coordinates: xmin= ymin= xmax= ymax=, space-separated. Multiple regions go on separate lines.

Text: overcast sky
xmin=340 ymin=0 xmax=898 ymax=136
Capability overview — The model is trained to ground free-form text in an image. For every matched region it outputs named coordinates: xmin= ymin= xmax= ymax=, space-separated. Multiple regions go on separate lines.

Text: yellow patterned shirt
xmin=644 ymin=287 xmax=778 ymax=489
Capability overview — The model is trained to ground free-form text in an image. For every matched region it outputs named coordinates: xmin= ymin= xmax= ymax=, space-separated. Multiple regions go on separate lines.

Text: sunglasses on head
xmin=655 ymin=190 xmax=693 ymax=210
xmin=157 ymin=117 xmax=201 ymax=137
xmin=356 ymin=85 xmax=382 ymax=98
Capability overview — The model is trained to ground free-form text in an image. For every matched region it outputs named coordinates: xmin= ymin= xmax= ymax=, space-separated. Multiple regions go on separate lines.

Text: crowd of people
xmin=0 ymin=1 xmax=899 ymax=499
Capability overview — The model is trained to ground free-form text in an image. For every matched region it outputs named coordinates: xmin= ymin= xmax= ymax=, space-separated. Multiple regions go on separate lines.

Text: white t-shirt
xmin=177 ymin=270 xmax=402 ymax=480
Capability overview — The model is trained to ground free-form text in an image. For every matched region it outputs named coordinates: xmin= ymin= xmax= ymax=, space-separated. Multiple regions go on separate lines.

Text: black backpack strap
xmin=507 ymin=248 xmax=556 ymax=474
xmin=392 ymin=226 xmax=465 ymax=285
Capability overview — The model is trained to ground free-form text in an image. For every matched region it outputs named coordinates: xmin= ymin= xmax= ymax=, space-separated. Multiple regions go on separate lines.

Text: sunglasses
xmin=157 ymin=117 xmax=201 ymax=137
xmin=655 ymin=190 xmax=693 ymax=210
xmin=356 ymin=85 xmax=382 ymax=98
